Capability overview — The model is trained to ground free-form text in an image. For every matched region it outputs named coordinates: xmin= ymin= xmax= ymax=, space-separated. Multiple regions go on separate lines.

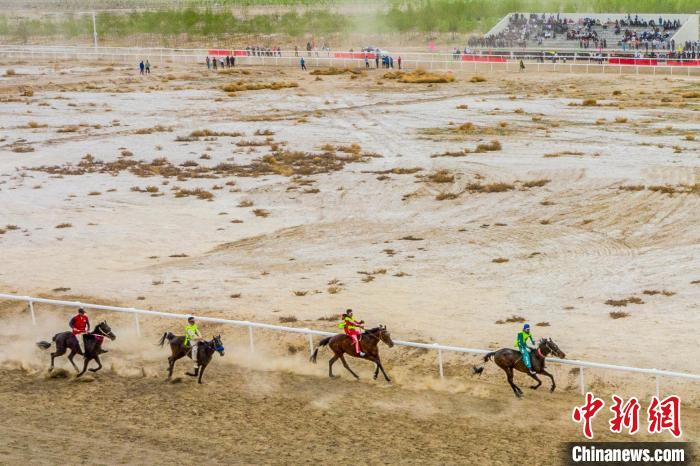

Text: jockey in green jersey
xmin=515 ymin=323 xmax=536 ymax=375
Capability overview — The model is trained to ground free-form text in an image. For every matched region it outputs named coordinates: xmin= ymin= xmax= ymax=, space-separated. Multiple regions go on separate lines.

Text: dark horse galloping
xmin=310 ymin=325 xmax=394 ymax=383
xmin=473 ymin=337 xmax=566 ymax=398
xmin=158 ymin=332 xmax=224 ymax=384
xmin=37 ymin=321 xmax=116 ymax=377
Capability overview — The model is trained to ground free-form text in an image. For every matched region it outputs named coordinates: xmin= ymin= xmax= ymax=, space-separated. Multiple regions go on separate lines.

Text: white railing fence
xmin=2 ymin=292 xmax=699 ymax=397
xmin=1 ymin=45 xmax=699 ymax=77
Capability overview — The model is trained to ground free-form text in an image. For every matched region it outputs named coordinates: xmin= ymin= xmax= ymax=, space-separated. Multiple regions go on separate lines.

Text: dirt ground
xmin=0 ymin=59 xmax=699 ymax=464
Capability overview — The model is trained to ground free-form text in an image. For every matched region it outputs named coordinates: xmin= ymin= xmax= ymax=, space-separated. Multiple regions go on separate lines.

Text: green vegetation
xmin=0 ymin=0 xmax=696 ymax=39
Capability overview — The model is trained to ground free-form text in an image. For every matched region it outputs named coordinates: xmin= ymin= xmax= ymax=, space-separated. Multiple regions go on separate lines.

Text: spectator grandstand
xmin=476 ymin=13 xmax=698 ymax=54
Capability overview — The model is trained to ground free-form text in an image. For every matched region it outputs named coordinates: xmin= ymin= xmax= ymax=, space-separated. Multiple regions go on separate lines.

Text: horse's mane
xmin=363 ymin=327 xmax=383 ymax=334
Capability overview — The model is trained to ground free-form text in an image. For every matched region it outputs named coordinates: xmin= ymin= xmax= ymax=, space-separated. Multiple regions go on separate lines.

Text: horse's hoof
xmin=530 ymin=385 xmax=539 ymax=390
xmin=89 ymin=368 xmax=98 ymax=372
xmin=185 ymin=372 xmax=196 ymax=377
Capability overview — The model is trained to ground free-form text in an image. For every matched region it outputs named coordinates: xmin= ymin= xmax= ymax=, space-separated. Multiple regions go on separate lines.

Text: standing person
xmin=206 ymin=56 xmax=211 ymax=70
xmin=337 ymin=309 xmax=365 ymax=357
xmin=69 ymin=308 xmax=90 ymax=355
xmin=294 ymin=45 xmax=299 ymax=57
xmin=139 ymin=60 xmax=144 ymax=74
xmin=515 ymin=323 xmax=536 ymax=375
xmin=389 ymin=56 xmax=394 ymax=69
xmin=375 ymin=54 xmax=379 ymax=69
xmin=519 ymin=59 xmax=525 ymax=72
xmin=145 ymin=59 xmax=150 ymax=74
xmin=231 ymin=55 xmax=235 ymax=67
xmin=398 ymin=56 xmax=402 ymax=70
xmin=184 ymin=316 xmax=203 ymax=375
xmin=225 ymin=55 xmax=230 ymax=68
xmin=300 ymin=56 xmax=306 ymax=71
xmin=212 ymin=57 xmax=217 ymax=70
xmin=365 ymin=56 xmax=369 ymax=69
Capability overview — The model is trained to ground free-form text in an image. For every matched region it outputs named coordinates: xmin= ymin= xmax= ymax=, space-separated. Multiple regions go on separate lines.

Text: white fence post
xmin=655 ymin=373 xmax=660 ymax=399
xmin=579 ymin=367 xmax=585 ymax=394
xmin=307 ymin=333 xmax=314 ymax=357
xmin=133 ymin=312 xmax=141 ymax=337
xmin=248 ymin=325 xmax=254 ymax=353
xmin=28 ymin=300 xmax=36 ymax=325
xmin=434 ymin=343 xmax=444 ymax=378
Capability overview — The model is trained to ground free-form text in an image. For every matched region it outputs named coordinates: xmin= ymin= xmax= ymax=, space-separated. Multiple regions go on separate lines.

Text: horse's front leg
xmin=89 ymin=355 xmax=102 ymax=372
xmin=198 ymin=363 xmax=207 ymax=384
xmin=526 ymin=371 xmax=542 ymax=390
xmin=541 ymin=369 xmax=556 ymax=392
xmin=77 ymin=357 xmax=89 ymax=377
xmin=68 ymin=350 xmax=80 ymax=373
xmin=373 ymin=363 xmax=379 ymax=380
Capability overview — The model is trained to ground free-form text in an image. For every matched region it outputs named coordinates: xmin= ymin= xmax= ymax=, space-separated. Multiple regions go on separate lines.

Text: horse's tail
xmin=310 ymin=336 xmax=332 ymax=363
xmin=473 ymin=351 xmax=496 ymax=375
xmin=36 ymin=341 xmax=52 ymax=350
xmin=157 ymin=332 xmax=174 ymax=347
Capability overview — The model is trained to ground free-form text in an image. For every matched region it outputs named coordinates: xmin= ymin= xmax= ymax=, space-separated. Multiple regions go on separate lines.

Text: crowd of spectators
xmin=468 ymin=13 xmax=569 ymax=48
xmin=471 ymin=13 xmax=686 ymax=52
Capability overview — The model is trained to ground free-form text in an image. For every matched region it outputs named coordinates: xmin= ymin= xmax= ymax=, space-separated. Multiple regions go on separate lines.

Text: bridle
xmin=91 ymin=324 xmax=111 ymax=338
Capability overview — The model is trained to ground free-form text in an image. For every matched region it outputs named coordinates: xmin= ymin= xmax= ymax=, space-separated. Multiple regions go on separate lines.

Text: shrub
xmin=582 ymin=98 xmax=598 ymax=106
xmin=469 ymin=75 xmax=486 ymax=83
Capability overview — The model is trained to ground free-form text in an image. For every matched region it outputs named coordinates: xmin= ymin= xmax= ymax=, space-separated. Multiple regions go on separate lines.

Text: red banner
xmin=461 ymin=55 xmax=507 ymax=63
xmin=667 ymin=60 xmax=700 ymax=66
xmin=333 ymin=52 xmax=376 ymax=59
xmin=609 ymin=57 xmax=658 ymax=66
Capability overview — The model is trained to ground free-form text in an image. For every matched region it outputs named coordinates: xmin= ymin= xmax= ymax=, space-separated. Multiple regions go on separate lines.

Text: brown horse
xmin=37 ymin=321 xmax=116 ymax=377
xmin=310 ymin=325 xmax=394 ymax=383
xmin=158 ymin=332 xmax=224 ymax=384
xmin=473 ymin=337 xmax=566 ymax=398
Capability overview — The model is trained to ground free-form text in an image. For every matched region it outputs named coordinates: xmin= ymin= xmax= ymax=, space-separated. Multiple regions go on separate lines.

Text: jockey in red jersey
xmin=69 ymin=308 xmax=90 ymax=354
xmin=338 ymin=309 xmax=365 ymax=357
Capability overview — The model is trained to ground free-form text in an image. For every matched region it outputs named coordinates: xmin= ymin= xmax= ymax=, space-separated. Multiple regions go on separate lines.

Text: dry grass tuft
xmin=293 ymin=291 xmax=308 ymax=297
xmin=465 ymin=182 xmax=514 ymax=193
xmin=469 ymin=75 xmax=486 ymax=83
xmin=310 ymin=67 xmax=364 ymax=76
xmin=495 ymin=315 xmax=526 ymax=324
xmin=55 ymin=223 xmax=72 ymax=229
xmin=522 ymin=179 xmax=550 ymax=188
xmin=174 ymin=188 xmax=214 ymax=200
xmin=383 ymin=69 xmax=455 ymax=84
xmin=279 ymin=315 xmax=298 ymax=323
xmin=614 ymin=116 xmax=628 ymax=123
xmin=544 ymin=151 xmax=584 ymax=158
xmin=581 ymin=98 xmax=598 ymax=106
xmin=222 ymin=81 xmax=298 ymax=93
xmin=11 ymin=144 xmax=34 ymax=153
xmin=253 ymin=208 xmax=270 ymax=217
xmin=492 ymin=257 xmax=509 ymax=263
xmin=134 ymin=125 xmax=172 ymax=134
xmin=609 ymin=311 xmax=630 ymax=319
xmin=474 ymin=140 xmax=502 ymax=152
xmin=605 ymin=297 xmax=644 ymax=307
xmin=428 ymin=169 xmax=455 ymax=183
